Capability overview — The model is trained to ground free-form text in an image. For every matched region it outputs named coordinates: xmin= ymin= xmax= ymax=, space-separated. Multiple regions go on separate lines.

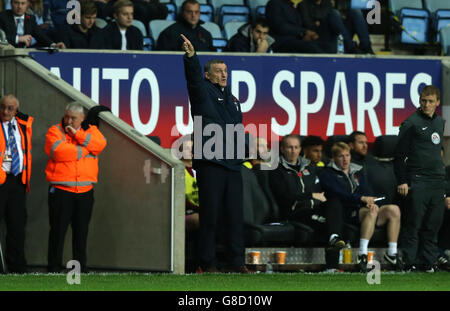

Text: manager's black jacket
xmin=0 ymin=10 xmax=53 ymax=47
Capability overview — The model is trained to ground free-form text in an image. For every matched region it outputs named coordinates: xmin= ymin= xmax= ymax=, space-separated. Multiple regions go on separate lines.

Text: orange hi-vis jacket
xmin=45 ymin=122 xmax=107 ymax=193
xmin=0 ymin=113 xmax=33 ymax=192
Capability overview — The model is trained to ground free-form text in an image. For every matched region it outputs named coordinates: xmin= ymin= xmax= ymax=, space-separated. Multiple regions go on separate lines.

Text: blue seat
xmin=223 ymin=21 xmax=246 ymax=40
xmin=95 ymin=18 xmax=108 ymax=29
xmin=165 ymin=3 xmax=177 ymax=21
xmin=389 ymin=0 xmax=423 ymax=17
xmin=436 ymin=11 xmax=450 ymax=42
xmin=149 ymin=19 xmax=176 ymax=43
xmin=174 ymin=0 xmax=209 ymax=14
xmin=201 ymin=21 xmax=224 ymax=39
xmin=212 ymin=38 xmax=228 ymax=52
xmin=350 ymin=0 xmax=371 ymax=9
xmin=210 ymin=0 xmax=245 ymax=19
xmin=255 ymin=5 xmax=266 ymax=18
xmin=246 ymin=0 xmax=269 ymax=18
xmin=440 ymin=25 xmax=450 ymax=55
xmin=219 ymin=4 xmax=250 ymax=28
xmin=400 ymin=8 xmax=430 ymax=44
xmin=143 ymin=37 xmax=154 ymax=51
xmin=200 ymin=4 xmax=214 ymax=22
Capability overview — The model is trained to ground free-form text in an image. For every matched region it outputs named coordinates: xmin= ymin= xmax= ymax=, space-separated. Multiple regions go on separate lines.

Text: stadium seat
xmin=423 ymin=0 xmax=450 ymax=42
xmin=399 ymin=8 xmax=430 ymax=44
xmin=389 ymin=0 xmax=423 ymax=17
xmin=165 ymin=3 xmax=177 ymax=21
xmin=223 ymin=21 xmax=246 ymax=40
xmin=95 ymin=17 xmax=108 ymax=29
xmin=212 ymin=38 xmax=228 ymax=52
xmin=219 ymin=5 xmax=250 ymax=27
xmin=209 ymin=0 xmax=245 ymax=18
xmin=350 ymin=0 xmax=371 ymax=10
xmin=424 ymin=0 xmax=450 ymax=13
xmin=245 ymin=0 xmax=269 ymax=19
xmin=372 ymin=135 xmax=398 ymax=160
xmin=149 ymin=19 xmax=176 ymax=42
xmin=200 ymin=4 xmax=214 ymax=22
xmin=255 ymin=5 xmax=266 ymax=18
xmin=242 ymin=166 xmax=296 ymax=247
xmin=440 ymin=25 xmax=450 ymax=54
xmin=201 ymin=21 xmax=224 ymax=39
xmin=132 ymin=19 xmax=148 ymax=37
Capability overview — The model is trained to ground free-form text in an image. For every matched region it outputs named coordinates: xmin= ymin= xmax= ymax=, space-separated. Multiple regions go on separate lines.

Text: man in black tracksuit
xmin=269 ymin=135 xmax=346 ymax=270
xmin=394 ymin=85 xmax=446 ymax=272
xmin=181 ymin=34 xmax=247 ymax=273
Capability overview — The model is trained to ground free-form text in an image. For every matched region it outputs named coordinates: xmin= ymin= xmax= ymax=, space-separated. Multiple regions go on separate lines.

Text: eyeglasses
xmin=0 ymin=104 xmax=17 ymax=112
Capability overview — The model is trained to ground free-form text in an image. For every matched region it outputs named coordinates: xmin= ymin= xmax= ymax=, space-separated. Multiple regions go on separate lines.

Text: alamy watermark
xmin=66 ymin=0 xmax=81 ymax=25
xmin=366 ymin=259 xmax=381 ymax=285
xmin=66 ymin=259 xmax=81 ymax=285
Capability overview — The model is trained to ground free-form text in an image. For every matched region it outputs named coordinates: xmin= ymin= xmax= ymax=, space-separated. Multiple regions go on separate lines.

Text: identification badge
xmin=431 ymin=132 xmax=440 ymax=145
xmin=3 ymin=154 xmax=12 ymax=162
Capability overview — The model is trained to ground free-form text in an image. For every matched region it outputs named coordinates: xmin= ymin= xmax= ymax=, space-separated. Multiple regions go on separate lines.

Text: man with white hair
xmin=44 ymin=102 xmax=107 ymax=273
xmin=0 ymin=94 xmax=33 ymax=274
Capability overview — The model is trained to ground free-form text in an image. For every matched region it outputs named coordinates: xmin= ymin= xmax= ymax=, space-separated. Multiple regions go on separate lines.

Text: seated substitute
xmin=320 ymin=142 xmax=403 ymax=272
xmin=302 ymin=135 xmax=325 ymax=168
xmin=269 ymin=134 xmax=346 ymax=251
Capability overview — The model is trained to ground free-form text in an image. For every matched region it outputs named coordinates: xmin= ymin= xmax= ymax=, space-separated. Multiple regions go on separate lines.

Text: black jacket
xmin=58 ymin=24 xmax=105 ymax=49
xmin=226 ymin=23 xmax=275 ymax=53
xmin=320 ymin=161 xmax=372 ymax=209
xmin=298 ymin=0 xmax=332 ymax=32
xmin=0 ymin=10 xmax=53 ymax=47
xmin=157 ymin=18 xmax=213 ymax=52
xmin=266 ymin=0 xmax=308 ymax=42
xmin=269 ymin=155 xmax=323 ymax=220
xmin=394 ymin=108 xmax=445 ymax=184
xmin=102 ymin=23 xmax=143 ymax=50
xmin=183 ymin=53 xmax=244 ymax=171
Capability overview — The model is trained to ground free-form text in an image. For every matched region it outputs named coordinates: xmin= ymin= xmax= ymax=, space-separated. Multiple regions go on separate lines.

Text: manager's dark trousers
xmin=401 ymin=179 xmax=445 ymax=266
xmin=0 ymin=173 xmax=27 ymax=273
xmin=196 ymin=161 xmax=244 ymax=269
xmin=48 ymin=187 xmax=93 ymax=272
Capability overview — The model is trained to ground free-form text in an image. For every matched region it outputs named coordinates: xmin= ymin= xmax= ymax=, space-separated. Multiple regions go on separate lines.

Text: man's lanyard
xmin=1 ymin=121 xmax=10 ymax=147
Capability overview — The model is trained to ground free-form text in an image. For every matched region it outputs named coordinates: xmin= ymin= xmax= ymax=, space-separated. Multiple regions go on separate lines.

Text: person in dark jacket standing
xmin=181 ymin=34 xmax=248 ymax=273
xmin=226 ymin=18 xmax=275 ymax=53
xmin=321 ymin=142 xmax=402 ymax=272
xmin=157 ymin=0 xmax=213 ymax=52
xmin=394 ymin=85 xmax=446 ymax=272
xmin=102 ymin=0 xmax=143 ymax=50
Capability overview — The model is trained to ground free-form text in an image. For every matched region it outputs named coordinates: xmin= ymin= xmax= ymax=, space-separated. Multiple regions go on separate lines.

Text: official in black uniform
xmin=181 ymin=34 xmax=248 ymax=273
xmin=394 ymin=85 xmax=446 ymax=272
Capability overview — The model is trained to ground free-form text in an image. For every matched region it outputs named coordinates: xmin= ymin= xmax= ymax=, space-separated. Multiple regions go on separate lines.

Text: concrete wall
xmin=0 ymin=46 xmax=185 ymax=273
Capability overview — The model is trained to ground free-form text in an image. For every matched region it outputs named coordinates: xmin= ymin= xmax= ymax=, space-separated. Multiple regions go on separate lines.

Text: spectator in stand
xmin=102 ymin=0 xmax=143 ymax=50
xmin=156 ymin=0 xmax=213 ymax=52
xmin=320 ymin=142 xmax=403 ymax=272
xmin=58 ymin=0 xmax=105 ymax=49
xmin=298 ymin=0 xmax=374 ymax=54
xmin=0 ymin=0 xmax=65 ymax=48
xmin=26 ymin=0 xmax=45 ymax=29
xmin=226 ymin=18 xmax=275 ymax=53
xmin=43 ymin=0 xmax=68 ymax=30
xmin=266 ymin=0 xmax=333 ymax=53
xmin=302 ymin=135 xmax=325 ymax=167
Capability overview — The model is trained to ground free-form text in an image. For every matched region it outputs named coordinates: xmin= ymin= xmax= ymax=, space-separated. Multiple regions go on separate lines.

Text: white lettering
xmin=231 ymin=70 xmax=256 ymax=113
xmin=357 ymin=72 xmax=381 ymax=136
xmin=386 ymin=73 xmax=406 ymax=135
xmin=327 ymin=72 xmax=353 ymax=135
xmin=271 ymin=70 xmax=296 ymax=136
xmin=410 ymin=73 xmax=432 ymax=108
xmin=102 ymin=68 xmax=129 ymax=117
xmin=300 ymin=71 xmax=325 ymax=135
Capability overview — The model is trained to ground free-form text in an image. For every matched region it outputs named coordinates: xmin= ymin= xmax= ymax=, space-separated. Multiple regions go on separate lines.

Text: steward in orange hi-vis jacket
xmin=0 ymin=94 xmax=33 ymax=274
xmin=45 ymin=102 xmax=106 ymax=273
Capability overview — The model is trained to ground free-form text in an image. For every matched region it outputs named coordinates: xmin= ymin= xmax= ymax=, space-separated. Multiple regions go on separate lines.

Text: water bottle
xmin=343 ymin=242 xmax=352 ymax=264
xmin=337 ymin=34 xmax=344 ymax=54
xmin=265 ymin=261 xmax=273 ymax=274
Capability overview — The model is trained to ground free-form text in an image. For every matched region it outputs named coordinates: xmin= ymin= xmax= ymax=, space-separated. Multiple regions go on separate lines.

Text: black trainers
xmin=327 ymin=236 xmax=346 ymax=250
xmin=357 ymin=254 xmax=368 ymax=272
xmin=403 ymin=264 xmax=417 ymax=273
xmin=437 ymin=255 xmax=450 ymax=271
xmin=384 ymin=252 xmax=405 ymax=271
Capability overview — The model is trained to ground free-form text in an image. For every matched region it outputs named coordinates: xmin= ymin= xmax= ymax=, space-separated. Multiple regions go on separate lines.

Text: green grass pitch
xmin=0 ymin=272 xmax=449 ymax=291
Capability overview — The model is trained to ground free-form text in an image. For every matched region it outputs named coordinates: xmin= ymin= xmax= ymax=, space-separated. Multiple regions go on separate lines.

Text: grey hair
xmin=0 ymin=94 xmax=19 ymax=108
xmin=65 ymin=102 xmax=85 ymax=115
xmin=204 ymin=59 xmax=225 ymax=74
